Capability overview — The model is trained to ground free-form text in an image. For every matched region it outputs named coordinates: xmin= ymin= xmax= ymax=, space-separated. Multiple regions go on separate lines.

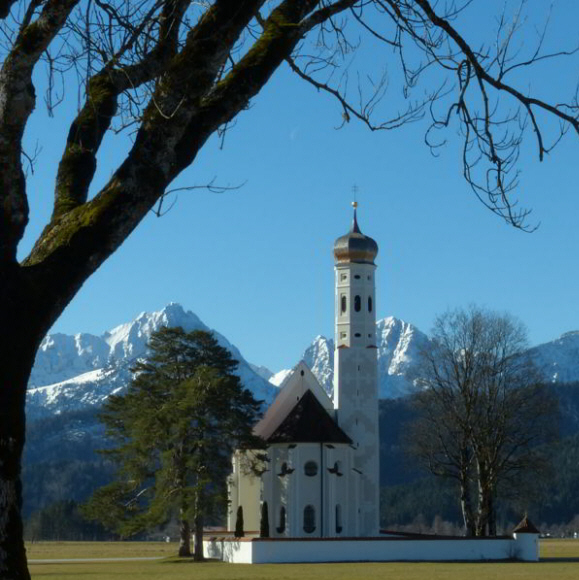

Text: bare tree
xmin=0 ymin=2 xmax=577 ymax=576
xmin=408 ymin=306 xmax=557 ymax=536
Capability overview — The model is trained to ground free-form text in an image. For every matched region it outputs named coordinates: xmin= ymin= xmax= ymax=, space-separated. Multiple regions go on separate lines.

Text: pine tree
xmin=82 ymin=327 xmax=263 ymax=560
xmin=234 ymin=506 xmax=244 ymax=538
xmin=260 ymin=502 xmax=270 ymax=538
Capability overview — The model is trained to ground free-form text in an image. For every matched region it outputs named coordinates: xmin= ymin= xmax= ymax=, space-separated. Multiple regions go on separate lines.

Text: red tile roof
xmin=512 ymin=516 xmax=540 ymax=534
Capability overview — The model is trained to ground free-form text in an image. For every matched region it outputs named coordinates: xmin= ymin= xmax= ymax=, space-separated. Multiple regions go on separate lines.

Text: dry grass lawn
xmin=26 ymin=538 xmax=579 ymax=580
xmin=27 ymin=540 xmax=174 ymax=560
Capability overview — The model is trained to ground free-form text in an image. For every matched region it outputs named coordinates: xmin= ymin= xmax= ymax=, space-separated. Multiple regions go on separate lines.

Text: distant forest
xmin=23 ymin=382 xmax=579 ymax=540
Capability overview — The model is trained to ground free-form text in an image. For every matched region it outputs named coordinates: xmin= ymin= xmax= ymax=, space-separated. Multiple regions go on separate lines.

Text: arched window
xmin=335 ymin=504 xmax=343 ymax=534
xmin=304 ymin=461 xmax=318 ymax=477
xmin=341 ymin=295 xmax=347 ymax=314
xmin=368 ymin=296 xmax=373 ymax=312
xmin=303 ymin=505 xmax=316 ymax=534
xmin=277 ymin=506 xmax=286 ymax=534
xmin=354 ymin=295 xmax=361 ymax=312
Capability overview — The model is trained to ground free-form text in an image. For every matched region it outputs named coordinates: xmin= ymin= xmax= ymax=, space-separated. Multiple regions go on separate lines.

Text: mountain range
xmin=21 ymin=303 xmax=579 ymax=525
xmin=26 ymin=303 xmax=579 ymax=420
xmin=26 ymin=303 xmax=276 ymax=420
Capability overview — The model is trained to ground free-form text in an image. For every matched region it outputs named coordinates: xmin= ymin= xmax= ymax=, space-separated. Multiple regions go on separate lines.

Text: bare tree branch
xmin=0 ymin=3 xmax=577 ymax=573
xmin=0 ymin=0 xmax=80 ymax=260
xmin=414 ymin=0 xmax=578 ymax=229
xmin=0 ymin=0 xmax=17 ymax=20
xmin=51 ymin=0 xmax=192 ymax=220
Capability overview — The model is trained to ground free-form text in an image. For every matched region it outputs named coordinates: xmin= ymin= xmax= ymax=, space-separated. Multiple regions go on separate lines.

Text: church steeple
xmin=332 ymin=203 xmax=380 ymax=537
xmin=333 ymin=204 xmax=378 ymax=350
xmin=333 ymin=202 xmax=378 ymax=266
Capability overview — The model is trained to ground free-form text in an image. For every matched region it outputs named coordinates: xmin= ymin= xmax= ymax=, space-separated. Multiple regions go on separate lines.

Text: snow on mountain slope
xmin=527 ymin=330 xmax=579 ymax=384
xmin=27 ymin=303 xmax=579 ymax=421
xmin=31 ymin=333 xmax=111 ymax=387
xmin=273 ymin=317 xmax=430 ymax=399
xmin=280 ymin=319 xmax=579 ymax=400
xmin=303 ymin=336 xmax=335 ymax=395
xmin=27 ymin=366 xmax=131 ymax=420
xmin=27 ymin=303 xmax=276 ymax=419
xmin=249 ymin=364 xmax=274 ymax=382
xmin=376 ymin=316 xmax=430 ymax=398
xmin=269 ymin=369 xmax=292 ymax=387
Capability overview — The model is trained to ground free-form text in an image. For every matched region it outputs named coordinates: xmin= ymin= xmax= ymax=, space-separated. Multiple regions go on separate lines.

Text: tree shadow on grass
xmin=159 ymin=557 xmax=223 ymax=564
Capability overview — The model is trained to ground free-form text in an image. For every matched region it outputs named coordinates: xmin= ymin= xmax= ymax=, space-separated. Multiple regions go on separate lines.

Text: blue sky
xmin=19 ymin=1 xmax=579 ymax=372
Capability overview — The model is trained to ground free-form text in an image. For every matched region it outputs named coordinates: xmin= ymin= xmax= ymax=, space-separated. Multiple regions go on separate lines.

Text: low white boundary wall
xmin=204 ymin=533 xmax=539 ymax=564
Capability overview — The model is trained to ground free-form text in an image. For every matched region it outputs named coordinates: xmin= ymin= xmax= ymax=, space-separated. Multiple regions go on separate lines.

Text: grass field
xmin=26 ymin=539 xmax=579 ymax=580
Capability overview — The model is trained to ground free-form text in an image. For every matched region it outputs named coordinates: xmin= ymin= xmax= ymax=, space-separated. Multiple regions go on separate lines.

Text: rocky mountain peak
xmin=27 ymin=304 xmax=276 ymax=419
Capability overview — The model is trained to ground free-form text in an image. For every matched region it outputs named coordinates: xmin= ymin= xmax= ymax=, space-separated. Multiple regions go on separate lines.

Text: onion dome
xmin=333 ymin=203 xmax=378 ymax=265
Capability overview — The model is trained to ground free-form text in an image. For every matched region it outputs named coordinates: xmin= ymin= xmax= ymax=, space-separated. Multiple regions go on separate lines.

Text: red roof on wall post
xmin=512 ymin=516 xmax=540 ymax=534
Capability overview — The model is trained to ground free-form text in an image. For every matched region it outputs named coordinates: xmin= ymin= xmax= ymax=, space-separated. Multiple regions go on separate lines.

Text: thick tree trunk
xmin=488 ymin=491 xmax=496 ymax=536
xmin=193 ymin=513 xmax=204 ymax=562
xmin=475 ymin=460 xmax=490 ymax=537
xmin=0 ymin=396 xmax=28 ymax=580
xmin=459 ymin=479 xmax=475 ymax=537
xmin=459 ymin=449 xmax=475 ymax=537
xmin=178 ymin=511 xmax=191 ymax=557
xmin=0 ymin=266 xmax=57 ymax=578
xmin=0 ymin=273 xmax=45 ymax=579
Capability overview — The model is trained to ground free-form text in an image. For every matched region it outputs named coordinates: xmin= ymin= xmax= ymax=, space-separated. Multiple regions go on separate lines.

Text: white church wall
xmin=227 ymin=451 xmax=262 ymax=532
xmin=512 ymin=533 xmax=539 ymax=562
xmin=204 ymin=533 xmax=539 ymax=564
xmin=204 ymin=538 xmax=254 ymax=563
xmin=334 ymin=346 xmax=380 ymax=536
xmin=261 ymin=459 xmax=275 ymax=534
xmin=323 ymin=444 xmax=355 ymax=537
xmin=271 ymin=446 xmax=290 ymax=537
xmin=290 ymin=443 xmax=324 ymax=538
xmin=262 ymin=442 xmax=358 ymax=539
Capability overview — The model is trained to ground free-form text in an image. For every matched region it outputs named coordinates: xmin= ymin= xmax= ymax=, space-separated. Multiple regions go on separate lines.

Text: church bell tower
xmin=333 ymin=203 xmax=380 ymax=536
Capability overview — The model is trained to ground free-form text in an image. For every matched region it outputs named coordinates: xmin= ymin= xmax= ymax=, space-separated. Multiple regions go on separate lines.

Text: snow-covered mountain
xmin=376 ymin=316 xmax=430 ymax=397
xmin=284 ymin=319 xmax=579 ymax=400
xmin=26 ymin=303 xmax=579 ymax=420
xmin=278 ymin=316 xmax=430 ymax=399
xmin=527 ymin=331 xmax=579 ymax=384
xmin=26 ymin=303 xmax=277 ymax=419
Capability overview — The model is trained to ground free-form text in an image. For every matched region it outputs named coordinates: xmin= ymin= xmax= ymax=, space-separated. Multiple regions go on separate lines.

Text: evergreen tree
xmin=82 ymin=327 xmax=263 ymax=560
xmin=234 ymin=506 xmax=244 ymax=538
xmin=260 ymin=502 xmax=270 ymax=538
xmin=25 ymin=500 xmax=111 ymax=542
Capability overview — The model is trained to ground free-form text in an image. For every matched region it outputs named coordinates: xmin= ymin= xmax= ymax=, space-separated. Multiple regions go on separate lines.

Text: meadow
xmin=27 ymin=539 xmax=579 ymax=580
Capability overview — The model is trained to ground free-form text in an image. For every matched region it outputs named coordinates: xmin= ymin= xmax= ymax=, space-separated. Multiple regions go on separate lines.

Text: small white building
xmin=228 ymin=205 xmax=380 ymax=539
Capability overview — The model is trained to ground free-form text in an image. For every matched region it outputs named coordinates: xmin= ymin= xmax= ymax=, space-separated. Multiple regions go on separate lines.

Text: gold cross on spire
xmin=352 ymin=184 xmax=360 ymax=209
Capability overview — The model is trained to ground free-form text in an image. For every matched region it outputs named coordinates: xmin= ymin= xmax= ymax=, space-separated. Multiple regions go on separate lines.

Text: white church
xmin=207 ymin=206 xmax=540 ymax=563
xmin=229 ymin=203 xmax=380 ymax=539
